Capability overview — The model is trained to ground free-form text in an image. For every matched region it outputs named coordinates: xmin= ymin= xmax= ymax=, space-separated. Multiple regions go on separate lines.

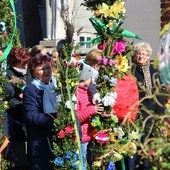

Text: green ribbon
xmin=121 ymin=29 xmax=142 ymax=40
xmin=81 ymin=36 xmax=102 ymax=44
xmin=120 ymin=155 xmax=125 ymax=170
xmin=0 ymin=0 xmax=16 ymax=63
xmin=108 ymin=19 xmax=124 ymax=35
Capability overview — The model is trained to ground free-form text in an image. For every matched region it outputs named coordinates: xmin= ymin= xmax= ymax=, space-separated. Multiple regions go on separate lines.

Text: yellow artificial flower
xmin=0 ymin=87 xmax=3 ymax=94
xmin=109 ymin=132 xmax=116 ymax=143
xmin=0 ymin=50 xmax=3 ymax=58
xmin=124 ymin=142 xmax=137 ymax=158
xmin=94 ymin=9 xmax=101 ymax=17
xmin=113 ymin=151 xmax=123 ymax=162
xmin=107 ymin=20 xmax=116 ymax=30
xmin=110 ymin=0 xmax=126 ymax=19
xmin=97 ymin=3 xmax=111 ymax=18
xmin=3 ymin=101 xmax=9 ymax=110
xmin=115 ymin=55 xmax=129 ymax=73
xmin=93 ymin=160 xmax=102 ymax=167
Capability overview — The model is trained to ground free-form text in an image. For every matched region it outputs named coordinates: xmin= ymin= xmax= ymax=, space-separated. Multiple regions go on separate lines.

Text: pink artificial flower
xmin=108 ymin=59 xmax=115 ymax=66
xmin=58 ymin=130 xmax=66 ymax=138
xmin=65 ymin=125 xmax=74 ymax=134
xmin=110 ymin=41 xmax=126 ymax=55
xmin=95 ymin=132 xmax=109 ymax=144
xmin=102 ymin=57 xmax=108 ymax=65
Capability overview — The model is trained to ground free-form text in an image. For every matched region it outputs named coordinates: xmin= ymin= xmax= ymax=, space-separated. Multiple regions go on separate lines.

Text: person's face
xmin=33 ymin=63 xmax=52 ymax=84
xmin=41 ymin=48 xmax=47 ymax=55
xmin=134 ymin=48 xmax=150 ymax=65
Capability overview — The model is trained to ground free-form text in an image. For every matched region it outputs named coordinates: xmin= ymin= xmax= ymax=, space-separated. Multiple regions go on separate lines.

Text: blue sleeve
xmin=23 ymin=85 xmax=56 ymax=129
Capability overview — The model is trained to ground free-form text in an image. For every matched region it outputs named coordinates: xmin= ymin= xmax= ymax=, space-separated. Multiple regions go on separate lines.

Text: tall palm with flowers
xmin=0 ymin=0 xmax=21 ymax=169
xmin=81 ymin=0 xmax=142 ymax=170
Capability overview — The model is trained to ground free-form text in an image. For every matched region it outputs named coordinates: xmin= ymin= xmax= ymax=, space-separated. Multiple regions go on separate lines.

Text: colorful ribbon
xmin=0 ymin=0 xmax=16 ymax=63
xmin=0 ymin=136 xmax=9 ymax=170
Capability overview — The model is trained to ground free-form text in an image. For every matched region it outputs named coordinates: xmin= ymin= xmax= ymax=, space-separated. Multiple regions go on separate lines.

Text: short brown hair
xmin=29 ymin=53 xmax=54 ymax=75
xmin=85 ymin=49 xmax=103 ymax=66
xmin=8 ymin=47 xmax=30 ymax=67
xmin=30 ymin=45 xmax=46 ymax=57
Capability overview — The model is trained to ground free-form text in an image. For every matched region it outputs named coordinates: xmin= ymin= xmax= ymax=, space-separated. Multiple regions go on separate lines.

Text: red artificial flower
xmin=149 ymin=150 xmax=156 ymax=156
xmin=58 ymin=129 xmax=66 ymax=138
xmin=65 ymin=125 xmax=74 ymax=134
xmin=113 ymin=74 xmax=139 ymax=121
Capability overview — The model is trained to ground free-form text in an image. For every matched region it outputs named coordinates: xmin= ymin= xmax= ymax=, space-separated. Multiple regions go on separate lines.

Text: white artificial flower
xmin=72 ymin=94 xmax=77 ymax=102
xmin=93 ymin=93 xmax=101 ymax=104
xmin=114 ymin=127 xmax=125 ymax=139
xmin=129 ymin=131 xmax=139 ymax=140
xmin=102 ymin=92 xmax=117 ymax=106
xmin=65 ymin=100 xmax=71 ymax=109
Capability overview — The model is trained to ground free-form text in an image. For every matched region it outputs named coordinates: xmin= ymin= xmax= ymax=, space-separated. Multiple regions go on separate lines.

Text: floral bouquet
xmin=81 ymin=0 xmax=143 ymax=169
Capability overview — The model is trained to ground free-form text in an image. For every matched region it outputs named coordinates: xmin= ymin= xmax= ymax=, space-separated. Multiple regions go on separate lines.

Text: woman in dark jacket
xmin=5 ymin=47 xmax=33 ymax=169
xmin=22 ymin=54 xmax=59 ymax=170
xmin=126 ymin=42 xmax=165 ymax=170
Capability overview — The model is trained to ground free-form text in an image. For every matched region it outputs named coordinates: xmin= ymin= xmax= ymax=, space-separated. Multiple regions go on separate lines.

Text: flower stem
xmin=66 ymin=65 xmax=83 ymax=170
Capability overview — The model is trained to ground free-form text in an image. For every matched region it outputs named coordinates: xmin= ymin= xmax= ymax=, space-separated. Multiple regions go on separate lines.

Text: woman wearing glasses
xmin=125 ymin=42 xmax=165 ymax=170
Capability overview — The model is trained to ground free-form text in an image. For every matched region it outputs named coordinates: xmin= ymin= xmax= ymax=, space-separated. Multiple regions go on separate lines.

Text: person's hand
xmin=95 ymin=103 xmax=104 ymax=114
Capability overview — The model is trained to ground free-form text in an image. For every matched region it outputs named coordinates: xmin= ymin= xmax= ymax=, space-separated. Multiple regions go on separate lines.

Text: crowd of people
xmin=2 ymin=41 xmax=165 ymax=170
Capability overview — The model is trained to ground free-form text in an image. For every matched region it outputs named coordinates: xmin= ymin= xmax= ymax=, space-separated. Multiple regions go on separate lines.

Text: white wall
xmin=124 ymin=0 xmax=160 ymax=59
xmin=74 ymin=0 xmax=160 ymax=58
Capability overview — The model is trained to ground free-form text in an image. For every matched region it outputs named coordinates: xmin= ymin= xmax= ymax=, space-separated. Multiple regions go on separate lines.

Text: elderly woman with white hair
xmin=122 ymin=42 xmax=165 ymax=170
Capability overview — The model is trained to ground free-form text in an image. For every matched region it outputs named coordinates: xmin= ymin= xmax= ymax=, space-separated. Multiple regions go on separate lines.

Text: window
xmin=79 ymin=36 xmax=85 ymax=47
xmin=79 ymin=36 xmax=92 ymax=48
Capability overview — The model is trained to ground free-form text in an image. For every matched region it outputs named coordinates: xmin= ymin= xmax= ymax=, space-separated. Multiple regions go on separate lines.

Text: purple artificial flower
xmin=71 ymin=153 xmax=79 ymax=163
xmin=102 ymin=57 xmax=108 ymax=65
xmin=108 ymin=59 xmax=115 ymax=66
xmin=98 ymin=43 xmax=104 ymax=50
xmin=64 ymin=151 xmax=73 ymax=159
xmin=54 ymin=157 xmax=64 ymax=167
xmin=72 ymin=163 xmax=79 ymax=169
xmin=106 ymin=161 xmax=115 ymax=170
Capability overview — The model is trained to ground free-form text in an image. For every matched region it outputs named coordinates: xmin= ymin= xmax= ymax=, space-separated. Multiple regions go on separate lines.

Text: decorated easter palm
xmin=81 ymin=0 xmax=142 ymax=169
xmin=0 ymin=0 xmax=21 ymax=169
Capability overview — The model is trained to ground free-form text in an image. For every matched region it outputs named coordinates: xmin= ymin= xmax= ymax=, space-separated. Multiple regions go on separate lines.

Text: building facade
xmin=16 ymin=0 xmax=164 ymax=58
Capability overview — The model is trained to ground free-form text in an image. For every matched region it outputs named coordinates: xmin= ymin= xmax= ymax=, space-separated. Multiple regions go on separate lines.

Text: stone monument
xmin=40 ymin=0 xmax=74 ymax=52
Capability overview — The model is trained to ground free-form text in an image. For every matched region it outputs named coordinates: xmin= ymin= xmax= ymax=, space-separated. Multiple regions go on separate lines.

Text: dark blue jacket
xmin=23 ymin=84 xmax=56 ymax=170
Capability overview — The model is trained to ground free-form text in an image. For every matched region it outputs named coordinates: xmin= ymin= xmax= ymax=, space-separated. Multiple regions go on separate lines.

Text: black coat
xmin=132 ymin=63 xmax=165 ymax=117
xmin=5 ymin=66 xmax=33 ymax=141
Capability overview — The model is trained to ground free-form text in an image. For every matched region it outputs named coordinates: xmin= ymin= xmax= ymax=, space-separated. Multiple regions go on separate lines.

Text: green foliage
xmin=0 ymin=0 xmax=21 ymax=50
xmin=0 ymin=0 xmax=21 ymax=168
xmin=52 ymin=43 xmax=82 ymax=169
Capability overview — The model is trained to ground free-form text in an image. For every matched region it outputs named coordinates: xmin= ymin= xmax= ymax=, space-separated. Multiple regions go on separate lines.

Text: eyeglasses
xmin=135 ymin=53 xmax=148 ymax=57
xmin=35 ymin=66 xmax=51 ymax=72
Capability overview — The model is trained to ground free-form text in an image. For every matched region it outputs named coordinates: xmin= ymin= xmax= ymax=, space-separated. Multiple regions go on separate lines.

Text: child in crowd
xmin=75 ymin=49 xmax=103 ymax=170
